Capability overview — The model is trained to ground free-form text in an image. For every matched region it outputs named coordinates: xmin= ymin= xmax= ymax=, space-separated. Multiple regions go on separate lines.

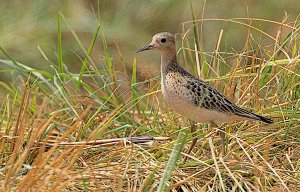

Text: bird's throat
xmin=160 ymin=49 xmax=178 ymax=75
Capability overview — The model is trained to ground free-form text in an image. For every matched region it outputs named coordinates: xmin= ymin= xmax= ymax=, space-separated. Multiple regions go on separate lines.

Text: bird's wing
xmin=184 ymin=78 xmax=273 ymax=123
xmin=185 ymin=78 xmax=234 ymax=112
xmin=185 ymin=78 xmax=256 ymax=115
xmin=174 ymin=66 xmax=273 ymax=123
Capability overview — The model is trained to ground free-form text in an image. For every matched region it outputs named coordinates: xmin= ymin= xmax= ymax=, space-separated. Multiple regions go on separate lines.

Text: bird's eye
xmin=160 ymin=38 xmax=166 ymax=43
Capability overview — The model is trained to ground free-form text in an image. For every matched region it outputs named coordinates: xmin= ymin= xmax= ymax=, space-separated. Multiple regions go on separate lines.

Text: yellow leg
xmin=183 ymin=122 xmax=197 ymax=163
xmin=219 ymin=129 xmax=226 ymax=155
xmin=211 ymin=122 xmax=226 ymax=155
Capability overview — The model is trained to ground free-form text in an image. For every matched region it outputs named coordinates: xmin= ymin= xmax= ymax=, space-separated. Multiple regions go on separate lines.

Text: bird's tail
xmin=252 ymin=113 xmax=273 ymax=124
xmin=234 ymin=106 xmax=273 ymax=124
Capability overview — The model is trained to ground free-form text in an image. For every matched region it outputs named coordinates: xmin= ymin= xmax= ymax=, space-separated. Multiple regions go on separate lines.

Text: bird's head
xmin=136 ymin=32 xmax=176 ymax=53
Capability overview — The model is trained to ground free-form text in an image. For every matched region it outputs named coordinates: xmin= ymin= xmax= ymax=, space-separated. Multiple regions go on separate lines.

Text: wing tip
xmin=254 ymin=114 xmax=274 ymax=124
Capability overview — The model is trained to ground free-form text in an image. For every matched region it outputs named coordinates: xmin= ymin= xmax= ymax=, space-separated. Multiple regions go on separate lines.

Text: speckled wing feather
xmin=183 ymin=74 xmax=273 ymax=124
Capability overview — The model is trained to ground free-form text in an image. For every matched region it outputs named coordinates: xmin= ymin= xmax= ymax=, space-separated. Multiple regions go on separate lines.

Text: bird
xmin=136 ymin=32 xmax=273 ymax=159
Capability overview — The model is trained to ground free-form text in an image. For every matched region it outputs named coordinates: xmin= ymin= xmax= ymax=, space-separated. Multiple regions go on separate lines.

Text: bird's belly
xmin=163 ymin=91 xmax=235 ymax=124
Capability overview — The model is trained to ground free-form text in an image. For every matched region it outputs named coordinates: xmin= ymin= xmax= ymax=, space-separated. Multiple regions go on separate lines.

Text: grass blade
xmin=57 ymin=13 xmax=63 ymax=74
xmin=157 ymin=129 xmax=188 ymax=192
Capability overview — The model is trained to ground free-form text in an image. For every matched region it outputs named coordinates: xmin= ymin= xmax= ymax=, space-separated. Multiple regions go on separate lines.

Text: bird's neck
xmin=160 ymin=49 xmax=178 ymax=74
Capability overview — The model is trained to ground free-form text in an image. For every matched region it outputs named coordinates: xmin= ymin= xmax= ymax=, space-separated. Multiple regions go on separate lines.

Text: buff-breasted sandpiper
xmin=136 ymin=32 xmax=273 ymax=158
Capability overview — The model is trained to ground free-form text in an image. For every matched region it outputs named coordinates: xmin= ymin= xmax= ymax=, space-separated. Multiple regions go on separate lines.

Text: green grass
xmin=0 ymin=2 xmax=299 ymax=191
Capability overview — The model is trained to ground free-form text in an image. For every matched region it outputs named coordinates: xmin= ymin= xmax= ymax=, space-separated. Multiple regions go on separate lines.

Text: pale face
xmin=136 ymin=32 xmax=175 ymax=53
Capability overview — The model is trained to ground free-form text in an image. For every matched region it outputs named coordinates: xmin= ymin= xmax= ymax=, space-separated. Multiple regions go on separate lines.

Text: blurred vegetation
xmin=0 ymin=0 xmax=299 ymax=83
